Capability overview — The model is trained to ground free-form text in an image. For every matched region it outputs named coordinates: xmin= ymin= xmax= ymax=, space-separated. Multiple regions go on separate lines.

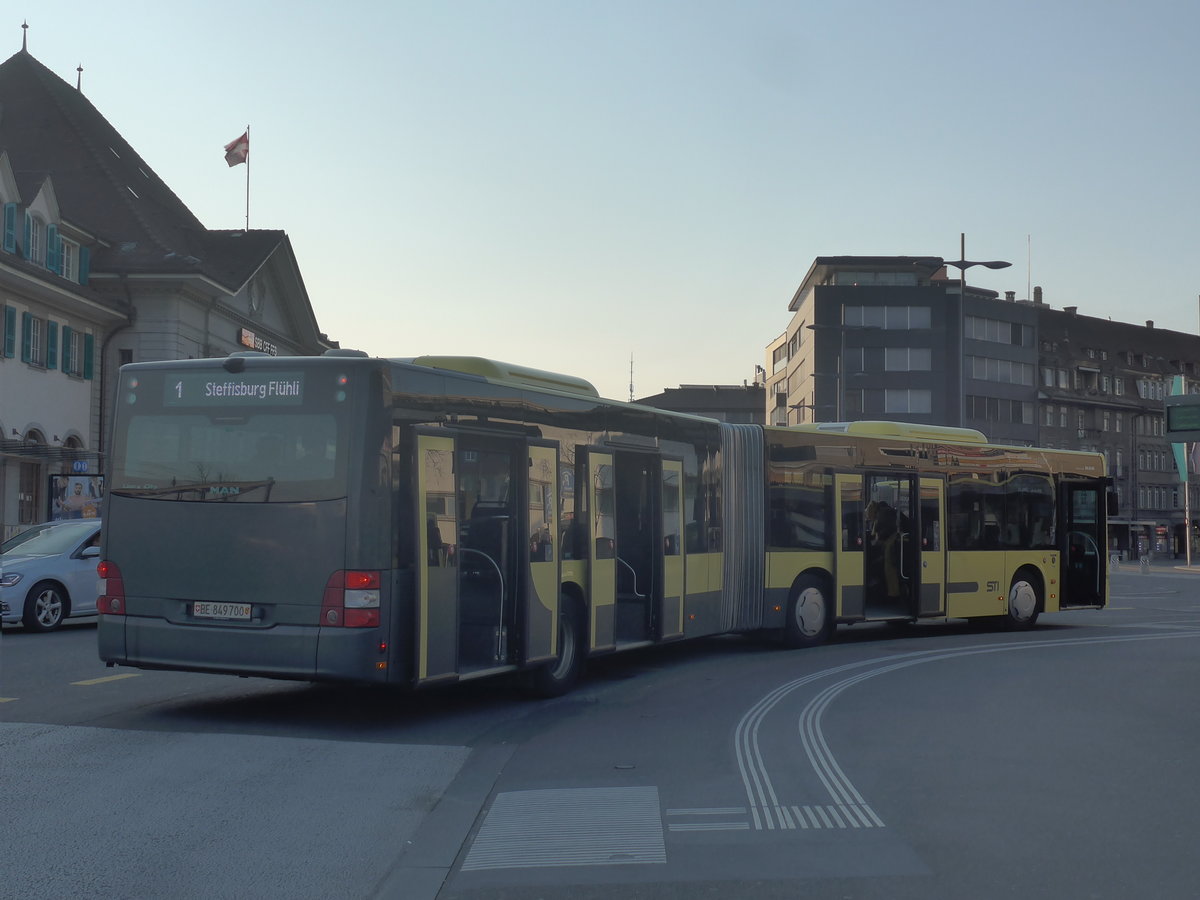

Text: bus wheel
xmin=527 ymin=597 xmax=583 ymax=698
xmin=783 ymin=576 xmax=833 ymax=649
xmin=24 ymin=581 xmax=68 ymax=632
xmin=1005 ymin=569 xmax=1042 ymax=630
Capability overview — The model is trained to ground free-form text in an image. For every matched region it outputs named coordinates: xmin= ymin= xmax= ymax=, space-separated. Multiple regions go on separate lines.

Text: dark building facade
xmin=769 ymin=256 xmax=1200 ymax=558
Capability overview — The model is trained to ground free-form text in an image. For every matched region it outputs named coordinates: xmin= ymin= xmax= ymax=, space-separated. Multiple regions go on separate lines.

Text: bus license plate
xmin=193 ymin=601 xmax=252 ymax=620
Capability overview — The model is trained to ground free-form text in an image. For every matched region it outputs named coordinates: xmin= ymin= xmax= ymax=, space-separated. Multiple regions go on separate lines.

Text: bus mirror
xmin=1106 ymin=491 xmax=1119 ymax=516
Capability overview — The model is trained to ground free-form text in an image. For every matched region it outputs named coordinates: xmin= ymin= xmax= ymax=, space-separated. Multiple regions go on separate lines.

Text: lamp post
xmin=928 ymin=235 xmax=1012 ymax=426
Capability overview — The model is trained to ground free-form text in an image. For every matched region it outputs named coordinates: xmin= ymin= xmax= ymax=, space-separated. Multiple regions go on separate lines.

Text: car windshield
xmin=1 ymin=522 xmax=98 ymax=558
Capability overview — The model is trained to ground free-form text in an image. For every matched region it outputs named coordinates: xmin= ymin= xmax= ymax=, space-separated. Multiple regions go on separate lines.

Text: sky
xmin=22 ymin=1 xmax=1200 ymax=401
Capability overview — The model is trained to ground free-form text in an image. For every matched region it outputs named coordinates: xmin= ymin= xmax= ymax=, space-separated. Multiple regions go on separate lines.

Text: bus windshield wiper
xmin=114 ymin=479 xmax=275 ymax=500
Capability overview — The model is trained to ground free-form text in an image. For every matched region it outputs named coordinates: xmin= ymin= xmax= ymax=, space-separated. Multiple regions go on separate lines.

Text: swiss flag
xmin=224 ymin=131 xmax=249 ymax=167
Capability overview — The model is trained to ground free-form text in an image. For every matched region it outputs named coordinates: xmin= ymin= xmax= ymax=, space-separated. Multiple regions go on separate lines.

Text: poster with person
xmin=50 ymin=475 xmax=104 ymax=520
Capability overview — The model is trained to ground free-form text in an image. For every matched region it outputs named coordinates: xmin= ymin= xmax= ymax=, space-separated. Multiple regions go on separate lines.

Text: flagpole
xmin=244 ymin=123 xmax=250 ymax=231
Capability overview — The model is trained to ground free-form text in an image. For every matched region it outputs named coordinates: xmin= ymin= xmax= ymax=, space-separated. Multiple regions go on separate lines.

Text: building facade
xmin=768 ymin=255 xmax=1200 ymax=558
xmin=0 ymin=44 xmax=333 ymax=538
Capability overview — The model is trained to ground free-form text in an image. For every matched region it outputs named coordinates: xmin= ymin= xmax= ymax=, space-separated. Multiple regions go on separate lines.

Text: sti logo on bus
xmin=164 ymin=372 xmax=305 ymax=406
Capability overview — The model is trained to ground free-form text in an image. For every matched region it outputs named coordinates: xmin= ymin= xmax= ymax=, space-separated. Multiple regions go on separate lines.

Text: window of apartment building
xmin=844 ymin=389 xmax=864 ymax=415
xmin=1102 ymin=411 xmax=1111 ymax=431
xmin=968 ymin=396 xmax=1034 ymax=424
xmin=844 ymin=346 xmax=865 ymax=374
xmin=1044 ymin=405 xmax=1055 ymax=427
xmin=884 ymin=388 xmax=931 ymax=414
xmin=1115 ymin=376 xmax=1124 ymax=395
xmin=1101 ymin=350 xmax=1108 ymax=360
xmin=844 ymin=305 xmax=931 ymax=329
xmin=1101 ymin=375 xmax=1110 ymax=393
xmin=884 ymin=347 xmax=932 ymax=371
xmin=967 ymin=356 xmax=1034 ymax=386
xmin=60 ymin=238 xmax=78 ymax=282
xmin=1042 ymin=367 xmax=1054 ymax=387
xmin=1058 ymin=369 xmax=1069 ymax=389
xmin=1115 ymin=413 xmax=1123 ymax=433
xmin=21 ymin=312 xmax=49 ymax=367
xmin=964 ymin=316 xmax=1032 ymax=346
xmin=772 ymin=343 xmax=787 ymax=374
xmin=1116 ymin=448 xmax=1123 ymax=472
xmin=1059 ymin=408 xmax=1068 ymax=428
xmin=1077 ymin=411 xmax=1086 ymax=431
xmin=26 ymin=212 xmax=43 ymax=265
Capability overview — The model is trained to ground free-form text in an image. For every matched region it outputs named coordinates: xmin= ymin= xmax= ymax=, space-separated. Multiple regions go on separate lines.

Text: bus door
xmin=584 ymin=449 xmax=617 ymax=651
xmin=415 ymin=432 xmax=458 ymax=684
xmin=456 ymin=438 xmax=521 ymax=673
xmin=833 ymin=474 xmax=866 ymax=619
xmin=660 ymin=459 xmax=685 ymax=640
xmin=863 ymin=473 xmax=919 ymax=619
xmin=613 ymin=451 xmax=659 ymax=645
xmin=918 ymin=477 xmax=946 ymax=616
xmin=1061 ymin=480 xmax=1106 ymax=608
xmin=523 ymin=442 xmax=559 ymax=666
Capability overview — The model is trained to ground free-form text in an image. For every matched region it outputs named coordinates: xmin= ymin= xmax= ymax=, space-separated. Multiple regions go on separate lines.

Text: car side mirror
xmin=81 ymin=546 xmax=101 ymax=559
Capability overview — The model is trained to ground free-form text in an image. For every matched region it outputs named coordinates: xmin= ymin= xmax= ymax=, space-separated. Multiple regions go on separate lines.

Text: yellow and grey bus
xmin=97 ymin=352 xmax=1110 ymax=695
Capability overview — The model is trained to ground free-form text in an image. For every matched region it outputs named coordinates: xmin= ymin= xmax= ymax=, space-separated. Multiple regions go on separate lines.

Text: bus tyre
xmin=527 ymin=597 xmax=583 ymax=698
xmin=24 ymin=581 xmax=68 ymax=632
xmin=1005 ymin=569 xmax=1042 ymax=630
xmin=783 ymin=575 xmax=833 ymax=649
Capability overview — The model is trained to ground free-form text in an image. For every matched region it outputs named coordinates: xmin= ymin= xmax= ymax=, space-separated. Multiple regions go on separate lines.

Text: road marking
xmin=736 ymin=629 xmax=1200 ymax=836
xmin=72 ymin=673 xmax=141 ymax=686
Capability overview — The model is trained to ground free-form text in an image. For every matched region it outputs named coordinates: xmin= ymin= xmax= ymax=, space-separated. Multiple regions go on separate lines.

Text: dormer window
xmin=27 ymin=212 xmax=43 ymax=265
xmin=60 ymin=238 xmax=78 ymax=281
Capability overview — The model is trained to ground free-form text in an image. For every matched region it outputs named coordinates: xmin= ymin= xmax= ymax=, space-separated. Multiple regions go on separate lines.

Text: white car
xmin=0 ymin=520 xmax=102 ymax=632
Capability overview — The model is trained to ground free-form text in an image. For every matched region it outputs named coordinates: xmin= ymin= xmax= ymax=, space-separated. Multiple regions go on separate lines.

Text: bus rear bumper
xmin=99 ymin=615 xmax=387 ymax=683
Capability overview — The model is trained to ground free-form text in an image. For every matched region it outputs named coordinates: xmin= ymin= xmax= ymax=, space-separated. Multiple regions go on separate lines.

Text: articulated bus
xmin=97 ymin=352 xmax=1111 ymax=695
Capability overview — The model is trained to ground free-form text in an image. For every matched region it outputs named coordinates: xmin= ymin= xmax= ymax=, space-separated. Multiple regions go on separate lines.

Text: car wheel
xmin=23 ymin=581 xmax=69 ymax=632
xmin=527 ymin=596 xmax=584 ymax=698
xmin=783 ymin=574 xmax=834 ymax=648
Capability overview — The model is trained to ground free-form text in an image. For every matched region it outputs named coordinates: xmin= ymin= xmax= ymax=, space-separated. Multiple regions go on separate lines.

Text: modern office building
xmin=768 ymin=255 xmax=1200 ymax=558
xmin=769 ymin=256 xmax=1038 ymax=446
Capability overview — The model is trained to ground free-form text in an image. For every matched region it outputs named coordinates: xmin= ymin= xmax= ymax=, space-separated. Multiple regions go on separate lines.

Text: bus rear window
xmin=110 ymin=411 xmax=347 ymax=502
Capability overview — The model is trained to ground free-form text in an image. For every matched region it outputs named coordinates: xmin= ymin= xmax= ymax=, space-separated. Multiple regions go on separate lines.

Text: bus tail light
xmin=321 ymin=570 xmax=381 ymax=628
xmin=97 ymin=561 xmax=126 ymax=615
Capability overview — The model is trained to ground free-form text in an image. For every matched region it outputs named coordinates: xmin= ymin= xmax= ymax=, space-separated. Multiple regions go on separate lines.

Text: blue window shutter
xmin=78 ymin=246 xmax=90 ymax=284
xmin=3 ymin=306 xmax=14 ymax=357
xmin=22 ymin=212 xmax=31 ymax=260
xmin=62 ymin=325 xmax=73 ymax=374
xmin=21 ymin=311 xmax=32 ymax=362
xmin=83 ymin=332 xmax=95 ymax=380
xmin=3 ymin=203 xmax=14 ymax=253
xmin=47 ymin=320 xmax=58 ymax=370
xmin=46 ymin=224 xmax=59 ymax=274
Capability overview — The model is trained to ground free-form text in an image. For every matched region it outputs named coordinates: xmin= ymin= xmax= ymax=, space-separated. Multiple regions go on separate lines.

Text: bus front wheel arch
xmin=1005 ymin=567 xmax=1043 ymax=630
xmin=783 ymin=573 xmax=834 ymax=649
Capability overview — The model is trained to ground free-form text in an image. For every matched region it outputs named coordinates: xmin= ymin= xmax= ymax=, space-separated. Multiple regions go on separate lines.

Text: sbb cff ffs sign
xmin=238 ymin=328 xmax=278 ymax=356
xmin=1164 ymin=394 xmax=1200 ymax=441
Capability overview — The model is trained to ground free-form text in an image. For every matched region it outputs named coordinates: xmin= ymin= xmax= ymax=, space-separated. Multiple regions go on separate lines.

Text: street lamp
xmin=920 ymin=234 xmax=1013 ymax=426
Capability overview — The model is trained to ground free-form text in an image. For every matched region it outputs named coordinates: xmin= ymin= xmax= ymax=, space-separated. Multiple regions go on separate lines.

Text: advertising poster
xmin=49 ymin=475 xmax=104 ymax=520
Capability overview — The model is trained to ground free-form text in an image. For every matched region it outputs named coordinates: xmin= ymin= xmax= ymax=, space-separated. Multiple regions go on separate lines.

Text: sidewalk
xmin=1110 ymin=554 xmax=1200 ymax=574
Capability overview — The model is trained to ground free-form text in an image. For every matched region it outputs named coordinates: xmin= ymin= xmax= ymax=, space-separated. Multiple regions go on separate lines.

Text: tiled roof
xmin=0 ymin=48 xmax=277 ymax=290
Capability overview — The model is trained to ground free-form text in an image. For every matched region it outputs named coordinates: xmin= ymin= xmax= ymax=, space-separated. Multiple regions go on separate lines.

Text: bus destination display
xmin=164 ymin=372 xmax=305 ymax=406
